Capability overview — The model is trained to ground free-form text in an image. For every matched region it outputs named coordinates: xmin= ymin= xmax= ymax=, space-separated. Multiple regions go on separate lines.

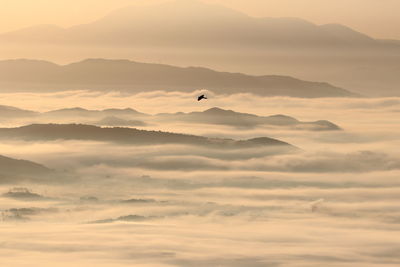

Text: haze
xmin=1 ymin=0 xmax=399 ymax=97
xmin=1 ymin=0 xmax=400 ymax=266
xmin=1 ymin=0 xmax=400 ymax=39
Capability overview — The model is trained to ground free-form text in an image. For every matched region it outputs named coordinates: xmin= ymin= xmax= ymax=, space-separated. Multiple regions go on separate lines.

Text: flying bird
xmin=197 ymin=94 xmax=207 ymax=101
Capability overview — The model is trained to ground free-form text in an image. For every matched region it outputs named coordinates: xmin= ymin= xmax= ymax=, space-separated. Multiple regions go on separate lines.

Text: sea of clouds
xmin=1 ymin=91 xmax=400 ymax=266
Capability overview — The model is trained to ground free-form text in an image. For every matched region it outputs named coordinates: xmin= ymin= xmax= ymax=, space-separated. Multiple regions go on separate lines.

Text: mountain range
xmin=0 ymin=124 xmax=295 ymax=150
xmin=0 ymin=58 xmax=356 ymax=97
xmin=0 ymin=105 xmax=38 ymax=118
xmin=156 ymin=107 xmax=340 ymax=130
xmin=0 ymin=0 xmax=399 ymax=95
xmin=0 ymin=0 xmax=387 ymax=48
xmin=0 ymin=105 xmax=340 ymax=131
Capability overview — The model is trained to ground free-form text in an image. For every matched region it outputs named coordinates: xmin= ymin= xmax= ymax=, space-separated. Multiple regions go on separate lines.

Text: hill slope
xmin=0 ymin=0 xmax=378 ymax=48
xmin=0 ymin=59 xmax=356 ymax=97
xmin=0 ymin=0 xmax=399 ymax=96
xmin=0 ymin=105 xmax=341 ymax=131
xmin=0 ymin=124 xmax=296 ymax=150
xmin=0 ymin=155 xmax=51 ymax=183
xmin=157 ymin=107 xmax=341 ymax=130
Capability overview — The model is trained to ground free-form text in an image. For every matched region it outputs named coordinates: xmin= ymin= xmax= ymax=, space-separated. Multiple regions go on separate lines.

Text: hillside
xmin=0 ymin=0 xmax=379 ymax=48
xmin=0 ymin=59 xmax=356 ymax=97
xmin=0 ymin=105 xmax=38 ymax=118
xmin=0 ymin=155 xmax=51 ymax=183
xmin=0 ymin=105 xmax=341 ymax=131
xmin=0 ymin=124 xmax=295 ymax=149
xmin=0 ymin=0 xmax=398 ymax=96
xmin=157 ymin=107 xmax=341 ymax=130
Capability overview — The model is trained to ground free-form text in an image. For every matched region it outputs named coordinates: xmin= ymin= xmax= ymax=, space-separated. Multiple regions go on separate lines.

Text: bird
xmin=197 ymin=94 xmax=207 ymax=101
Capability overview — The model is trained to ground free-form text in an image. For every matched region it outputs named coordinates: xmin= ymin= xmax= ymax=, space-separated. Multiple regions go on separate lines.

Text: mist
xmin=1 ymin=1 xmax=400 ymax=266
xmin=0 ymin=89 xmax=399 ymax=265
xmin=1 ymin=0 xmax=400 ymax=96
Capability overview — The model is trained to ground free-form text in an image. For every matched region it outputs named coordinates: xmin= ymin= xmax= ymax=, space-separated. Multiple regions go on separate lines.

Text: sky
xmin=1 ymin=0 xmax=399 ymax=40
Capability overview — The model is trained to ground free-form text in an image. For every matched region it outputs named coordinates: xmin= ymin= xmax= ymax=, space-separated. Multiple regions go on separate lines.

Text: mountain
xmin=0 ymin=104 xmax=341 ymax=131
xmin=0 ymin=155 xmax=51 ymax=183
xmin=0 ymin=59 xmax=356 ymax=97
xmin=1 ymin=0 xmax=398 ymax=96
xmin=157 ymin=107 xmax=341 ymax=130
xmin=0 ymin=155 xmax=50 ymax=174
xmin=0 ymin=0 xmax=378 ymax=47
xmin=0 ymin=105 xmax=38 ymax=118
xmin=0 ymin=124 xmax=295 ymax=150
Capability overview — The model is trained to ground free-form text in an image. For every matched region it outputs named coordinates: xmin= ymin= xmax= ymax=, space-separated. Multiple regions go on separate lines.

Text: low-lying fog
xmin=1 ymin=90 xmax=400 ymax=266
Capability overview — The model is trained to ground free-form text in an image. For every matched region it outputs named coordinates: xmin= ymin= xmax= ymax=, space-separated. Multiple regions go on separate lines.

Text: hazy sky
xmin=1 ymin=0 xmax=399 ymax=39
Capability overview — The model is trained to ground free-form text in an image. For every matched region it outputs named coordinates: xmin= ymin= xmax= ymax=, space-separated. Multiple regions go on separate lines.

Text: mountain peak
xmin=203 ymin=107 xmax=235 ymax=114
xmin=0 ymin=0 xmax=384 ymax=49
xmin=52 ymin=107 xmax=89 ymax=112
xmin=202 ymin=107 xmax=256 ymax=117
xmin=104 ymin=0 xmax=248 ymax=20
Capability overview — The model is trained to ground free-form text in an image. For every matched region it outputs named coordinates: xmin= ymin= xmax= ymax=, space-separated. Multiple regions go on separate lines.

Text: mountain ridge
xmin=0 ymin=105 xmax=341 ymax=131
xmin=0 ymin=154 xmax=52 ymax=183
xmin=157 ymin=107 xmax=341 ymax=130
xmin=0 ymin=124 xmax=296 ymax=149
xmin=0 ymin=0 xmax=398 ymax=96
xmin=0 ymin=58 xmax=357 ymax=97
xmin=0 ymin=0 xmax=386 ymax=47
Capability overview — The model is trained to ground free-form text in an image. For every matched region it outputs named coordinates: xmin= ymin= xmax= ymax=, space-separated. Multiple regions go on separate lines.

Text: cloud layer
xmin=0 ymin=91 xmax=400 ymax=266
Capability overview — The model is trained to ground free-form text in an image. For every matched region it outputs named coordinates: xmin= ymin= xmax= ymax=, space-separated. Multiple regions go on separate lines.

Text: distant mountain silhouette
xmin=0 ymin=105 xmax=340 ymax=131
xmin=0 ymin=59 xmax=356 ymax=97
xmin=0 ymin=0 xmax=399 ymax=96
xmin=157 ymin=107 xmax=341 ymax=130
xmin=0 ymin=105 xmax=38 ymax=118
xmin=0 ymin=155 xmax=51 ymax=183
xmin=0 ymin=0 xmax=379 ymax=47
xmin=0 ymin=124 xmax=296 ymax=150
